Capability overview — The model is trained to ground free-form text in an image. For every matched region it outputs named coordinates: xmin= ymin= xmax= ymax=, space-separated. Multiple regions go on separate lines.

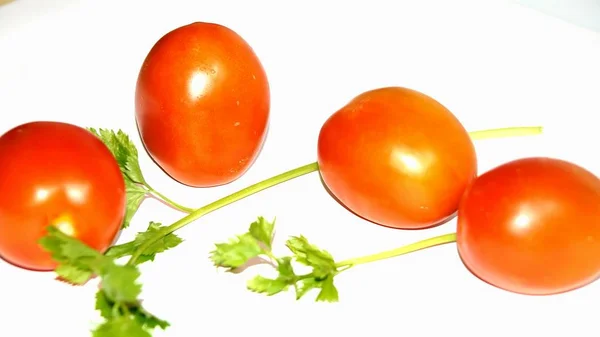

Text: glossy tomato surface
xmin=457 ymin=157 xmax=600 ymax=295
xmin=317 ymin=87 xmax=477 ymax=229
xmin=135 ymin=22 xmax=270 ymax=187
xmin=0 ymin=122 xmax=126 ymax=271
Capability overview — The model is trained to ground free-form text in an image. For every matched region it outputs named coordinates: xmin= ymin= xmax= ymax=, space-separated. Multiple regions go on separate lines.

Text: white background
xmin=1 ymin=0 xmax=600 ymax=336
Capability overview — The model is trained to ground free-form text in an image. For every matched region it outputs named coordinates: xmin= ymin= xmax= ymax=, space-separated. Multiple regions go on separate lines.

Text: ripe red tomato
xmin=457 ymin=157 xmax=600 ymax=295
xmin=0 ymin=121 xmax=126 ymax=271
xmin=317 ymin=87 xmax=477 ymax=229
xmin=135 ymin=22 xmax=270 ymax=187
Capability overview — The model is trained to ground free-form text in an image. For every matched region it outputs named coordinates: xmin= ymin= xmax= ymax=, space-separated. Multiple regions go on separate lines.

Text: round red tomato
xmin=457 ymin=157 xmax=600 ymax=295
xmin=317 ymin=87 xmax=477 ymax=229
xmin=135 ymin=22 xmax=270 ymax=187
xmin=0 ymin=121 xmax=126 ymax=271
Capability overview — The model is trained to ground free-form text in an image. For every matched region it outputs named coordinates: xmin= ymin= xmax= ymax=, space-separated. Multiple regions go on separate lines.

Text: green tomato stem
xmin=147 ymin=186 xmax=195 ymax=214
xmin=126 ymin=162 xmax=320 ymax=265
xmin=335 ymin=233 xmax=457 ymax=268
xmin=126 ymin=125 xmax=542 ymax=266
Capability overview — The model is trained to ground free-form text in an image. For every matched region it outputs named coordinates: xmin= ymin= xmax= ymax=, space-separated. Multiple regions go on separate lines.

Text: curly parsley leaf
xmin=105 ymin=221 xmax=183 ymax=265
xmin=39 ymin=226 xmax=169 ymax=336
xmin=210 ymin=217 xmax=341 ymax=302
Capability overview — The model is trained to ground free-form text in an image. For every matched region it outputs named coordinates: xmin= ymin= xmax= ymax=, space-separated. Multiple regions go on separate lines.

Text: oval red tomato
xmin=0 ymin=121 xmax=126 ymax=271
xmin=457 ymin=157 xmax=600 ymax=295
xmin=135 ymin=22 xmax=270 ymax=188
xmin=317 ymin=86 xmax=477 ymax=229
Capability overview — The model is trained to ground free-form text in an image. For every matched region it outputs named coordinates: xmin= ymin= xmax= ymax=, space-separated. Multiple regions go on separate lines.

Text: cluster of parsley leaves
xmin=37 ymin=128 xmax=342 ymax=336
xmin=38 ymin=129 xmax=185 ymax=337
xmin=210 ymin=217 xmax=342 ymax=302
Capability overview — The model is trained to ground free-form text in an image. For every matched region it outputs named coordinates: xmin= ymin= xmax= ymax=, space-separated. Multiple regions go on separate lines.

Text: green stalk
xmin=127 ymin=162 xmax=319 ymax=264
xmin=126 ymin=125 xmax=542 ymax=266
xmin=147 ymin=187 xmax=195 ymax=213
xmin=335 ymin=233 xmax=457 ymax=268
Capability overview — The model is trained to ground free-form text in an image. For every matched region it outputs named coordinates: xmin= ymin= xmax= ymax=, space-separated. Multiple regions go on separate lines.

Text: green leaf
xmin=87 ymin=128 xmax=146 ymax=184
xmin=248 ymin=216 xmax=275 ymax=249
xmin=131 ymin=308 xmax=170 ymax=330
xmin=212 ymin=217 xmax=343 ymax=302
xmin=92 ymin=316 xmax=151 ymax=337
xmin=315 ymin=275 xmax=339 ymax=302
xmin=295 ymin=277 xmax=320 ymax=300
xmin=54 ymin=264 xmax=93 ymax=285
xmin=247 ymin=275 xmax=291 ymax=295
xmin=123 ymin=180 xmax=148 ymax=229
xmin=286 ymin=236 xmax=337 ymax=278
xmin=95 ymin=291 xmax=113 ymax=319
xmin=39 ymin=227 xmax=107 ymax=284
xmin=210 ymin=233 xmax=264 ymax=269
xmin=246 ymin=257 xmax=297 ymax=296
xmin=87 ymin=128 xmax=149 ymax=229
xmin=40 ymin=227 xmax=169 ymax=335
xmin=134 ymin=222 xmax=184 ymax=260
xmin=276 ymin=257 xmax=295 ymax=279
xmin=101 ymin=264 xmax=142 ymax=303
xmin=105 ymin=222 xmax=183 ymax=265
xmin=95 ymin=289 xmax=170 ymax=331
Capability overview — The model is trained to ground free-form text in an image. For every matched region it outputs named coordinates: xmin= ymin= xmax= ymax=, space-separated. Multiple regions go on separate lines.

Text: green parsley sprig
xmin=210 ymin=216 xmax=457 ymax=301
xmin=39 ymin=226 xmax=171 ymax=336
xmin=87 ymin=128 xmax=194 ymax=228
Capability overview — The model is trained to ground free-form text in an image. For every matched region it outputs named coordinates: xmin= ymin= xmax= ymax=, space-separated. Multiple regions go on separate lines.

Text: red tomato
xmin=317 ymin=87 xmax=477 ymax=229
xmin=457 ymin=157 xmax=600 ymax=295
xmin=135 ymin=22 xmax=270 ymax=187
xmin=0 ymin=121 xmax=126 ymax=271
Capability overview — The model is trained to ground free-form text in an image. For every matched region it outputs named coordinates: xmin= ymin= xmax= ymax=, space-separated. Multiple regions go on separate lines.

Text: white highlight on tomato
xmin=34 ymin=187 xmax=53 ymax=202
xmin=391 ymin=148 xmax=432 ymax=176
xmin=513 ymin=213 xmax=531 ymax=230
xmin=188 ymin=68 xmax=216 ymax=99
xmin=65 ymin=183 xmax=90 ymax=205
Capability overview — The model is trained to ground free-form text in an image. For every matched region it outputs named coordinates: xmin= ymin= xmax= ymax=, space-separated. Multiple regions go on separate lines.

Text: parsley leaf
xmin=249 ymin=216 xmax=275 ymax=250
xmin=86 ymin=127 xmax=193 ymax=227
xmin=246 ymin=256 xmax=296 ymax=295
xmin=39 ymin=226 xmax=169 ymax=336
xmin=209 ymin=217 xmax=276 ymax=269
xmin=210 ymin=217 xmax=341 ymax=302
xmin=105 ymin=222 xmax=183 ymax=265
xmin=87 ymin=128 xmax=146 ymax=185
xmin=124 ymin=180 xmax=149 ymax=230
xmin=39 ymin=226 xmax=108 ymax=284
xmin=286 ymin=235 xmax=336 ymax=278
xmin=210 ymin=233 xmax=264 ymax=269
xmin=87 ymin=128 xmax=149 ymax=229
xmin=92 ymin=316 xmax=151 ymax=337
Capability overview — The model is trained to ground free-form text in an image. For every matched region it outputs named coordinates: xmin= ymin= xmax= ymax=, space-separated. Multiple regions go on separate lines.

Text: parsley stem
xmin=126 ymin=162 xmax=320 ymax=265
xmin=468 ymin=126 xmax=543 ymax=140
xmin=147 ymin=186 xmax=195 ymax=213
xmin=335 ymin=233 xmax=457 ymax=268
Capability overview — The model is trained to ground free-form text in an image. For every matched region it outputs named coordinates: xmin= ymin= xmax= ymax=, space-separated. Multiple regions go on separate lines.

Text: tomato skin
xmin=0 ymin=122 xmax=126 ymax=271
xmin=317 ymin=87 xmax=477 ymax=229
xmin=135 ymin=22 xmax=270 ymax=187
xmin=457 ymin=157 xmax=600 ymax=295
